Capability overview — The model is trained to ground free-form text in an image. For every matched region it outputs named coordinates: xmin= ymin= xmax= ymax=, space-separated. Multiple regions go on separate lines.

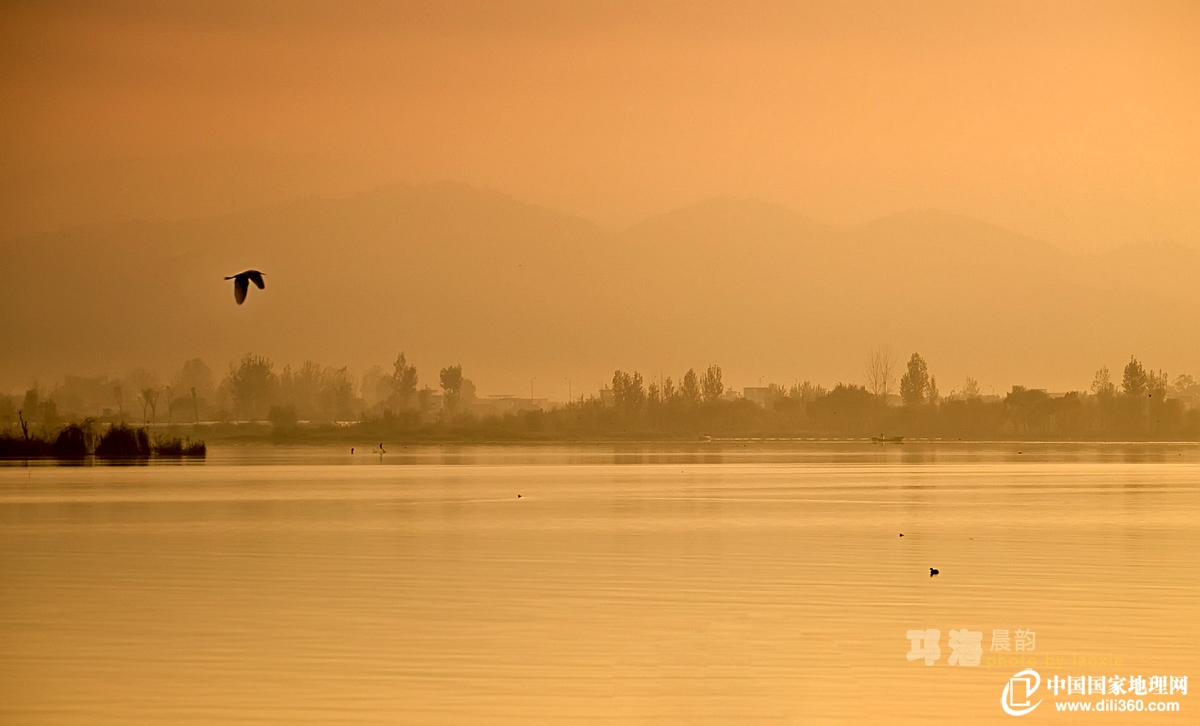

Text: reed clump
xmin=94 ymin=424 xmax=150 ymax=459
xmin=151 ymin=435 xmax=207 ymax=457
xmin=51 ymin=423 xmax=91 ymax=459
xmin=0 ymin=432 xmax=50 ymax=458
xmin=2 ymin=420 xmax=207 ymax=461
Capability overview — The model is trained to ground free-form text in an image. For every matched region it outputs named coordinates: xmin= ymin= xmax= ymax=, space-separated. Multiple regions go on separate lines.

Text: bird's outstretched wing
xmin=233 ymin=276 xmax=249 ymax=304
xmin=247 ymin=270 xmax=265 ymax=289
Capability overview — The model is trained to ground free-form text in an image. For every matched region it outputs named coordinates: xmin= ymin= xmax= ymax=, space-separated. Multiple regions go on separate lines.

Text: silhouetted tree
xmin=612 ymin=370 xmax=646 ymax=411
xmin=227 ymin=354 xmax=277 ymax=420
xmin=864 ymin=346 xmax=897 ymax=402
xmin=789 ymin=381 xmax=825 ymax=402
xmin=279 ymin=361 xmax=321 ymax=418
xmin=1148 ymin=369 xmax=1168 ymax=400
xmin=701 ymin=364 xmax=724 ymax=403
xmin=440 ymin=365 xmax=464 ymax=413
xmin=126 ymin=369 xmax=158 ymax=410
xmin=169 ymin=360 xmax=211 ymax=421
xmin=680 ymin=368 xmax=701 ymax=404
xmin=275 ymin=361 xmax=362 ymax=422
xmin=172 ymin=359 xmax=214 ymax=402
xmin=359 ymin=365 xmax=389 ymax=407
xmin=321 ymin=367 xmax=357 ymax=421
xmin=1122 ymin=356 xmax=1148 ymax=398
xmin=389 ymin=352 xmax=419 ymax=410
xmin=806 ymin=383 xmax=877 ymax=433
xmin=647 ymin=380 xmax=662 ymax=406
xmin=1004 ymin=386 xmax=1057 ymax=437
xmin=926 ymin=375 xmax=939 ymax=406
xmin=139 ymin=387 xmax=160 ymax=424
xmin=1092 ymin=366 xmax=1116 ymax=397
xmin=900 ymin=353 xmax=930 ymax=407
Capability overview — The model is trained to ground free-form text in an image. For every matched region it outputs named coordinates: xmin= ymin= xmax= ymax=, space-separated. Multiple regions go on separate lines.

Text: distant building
xmin=742 ymin=386 xmax=781 ymax=408
xmin=599 ymin=386 xmax=614 ymax=407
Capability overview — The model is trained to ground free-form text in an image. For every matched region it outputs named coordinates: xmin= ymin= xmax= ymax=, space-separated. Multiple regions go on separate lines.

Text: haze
xmin=3 ymin=1 xmax=1200 ymax=396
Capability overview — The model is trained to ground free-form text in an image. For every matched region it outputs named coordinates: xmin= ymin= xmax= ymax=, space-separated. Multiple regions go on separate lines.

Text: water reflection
xmin=0 ymin=444 xmax=1197 ymax=725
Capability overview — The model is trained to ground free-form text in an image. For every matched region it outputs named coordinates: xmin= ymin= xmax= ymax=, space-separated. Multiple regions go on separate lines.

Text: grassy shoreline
xmin=46 ymin=422 xmax=1200 ymax=445
xmin=0 ymin=422 xmax=205 ymax=460
xmin=5 ymin=416 xmax=1200 ymax=460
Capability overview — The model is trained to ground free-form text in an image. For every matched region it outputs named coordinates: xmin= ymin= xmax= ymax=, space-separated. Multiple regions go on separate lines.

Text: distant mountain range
xmin=2 ymin=182 xmax=1198 ymax=396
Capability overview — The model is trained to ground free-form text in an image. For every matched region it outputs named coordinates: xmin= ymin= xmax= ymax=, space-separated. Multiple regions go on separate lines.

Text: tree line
xmin=0 ymin=352 xmax=475 ymax=429
xmin=3 ymin=350 xmax=1200 ymax=441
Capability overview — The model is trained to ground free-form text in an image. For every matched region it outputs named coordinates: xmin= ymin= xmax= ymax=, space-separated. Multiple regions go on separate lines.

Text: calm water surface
xmin=1 ymin=444 xmax=1197 ymax=724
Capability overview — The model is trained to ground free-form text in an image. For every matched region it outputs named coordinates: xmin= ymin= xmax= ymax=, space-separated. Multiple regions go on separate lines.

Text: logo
xmin=1002 ymin=668 xmax=1042 ymax=716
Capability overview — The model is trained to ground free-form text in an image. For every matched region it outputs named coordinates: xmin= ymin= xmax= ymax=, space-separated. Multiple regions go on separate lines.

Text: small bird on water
xmin=224 ymin=270 xmax=265 ymax=304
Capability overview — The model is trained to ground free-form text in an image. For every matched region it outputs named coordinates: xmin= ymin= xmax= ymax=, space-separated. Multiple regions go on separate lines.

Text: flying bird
xmin=225 ymin=270 xmax=265 ymax=304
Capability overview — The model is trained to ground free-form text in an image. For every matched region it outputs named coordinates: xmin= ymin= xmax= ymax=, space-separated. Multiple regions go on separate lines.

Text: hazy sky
xmin=3 ymin=1 xmax=1199 ymax=249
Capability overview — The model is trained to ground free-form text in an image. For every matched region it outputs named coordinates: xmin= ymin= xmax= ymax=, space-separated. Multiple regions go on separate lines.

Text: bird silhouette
xmin=224 ymin=270 xmax=265 ymax=304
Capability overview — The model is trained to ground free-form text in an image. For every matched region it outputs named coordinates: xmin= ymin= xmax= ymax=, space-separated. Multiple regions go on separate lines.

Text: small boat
xmin=871 ymin=435 xmax=905 ymax=444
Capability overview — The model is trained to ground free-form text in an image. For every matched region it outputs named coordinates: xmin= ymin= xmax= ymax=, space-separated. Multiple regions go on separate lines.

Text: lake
xmin=1 ymin=443 xmax=1197 ymax=723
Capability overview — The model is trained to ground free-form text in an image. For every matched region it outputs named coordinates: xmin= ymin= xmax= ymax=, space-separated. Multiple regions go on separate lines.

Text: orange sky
xmin=2 ymin=1 xmax=1199 ymax=248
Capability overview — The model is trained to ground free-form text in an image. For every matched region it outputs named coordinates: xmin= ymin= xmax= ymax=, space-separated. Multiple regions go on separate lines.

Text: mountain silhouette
xmin=2 ymin=182 xmax=1197 ymax=393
